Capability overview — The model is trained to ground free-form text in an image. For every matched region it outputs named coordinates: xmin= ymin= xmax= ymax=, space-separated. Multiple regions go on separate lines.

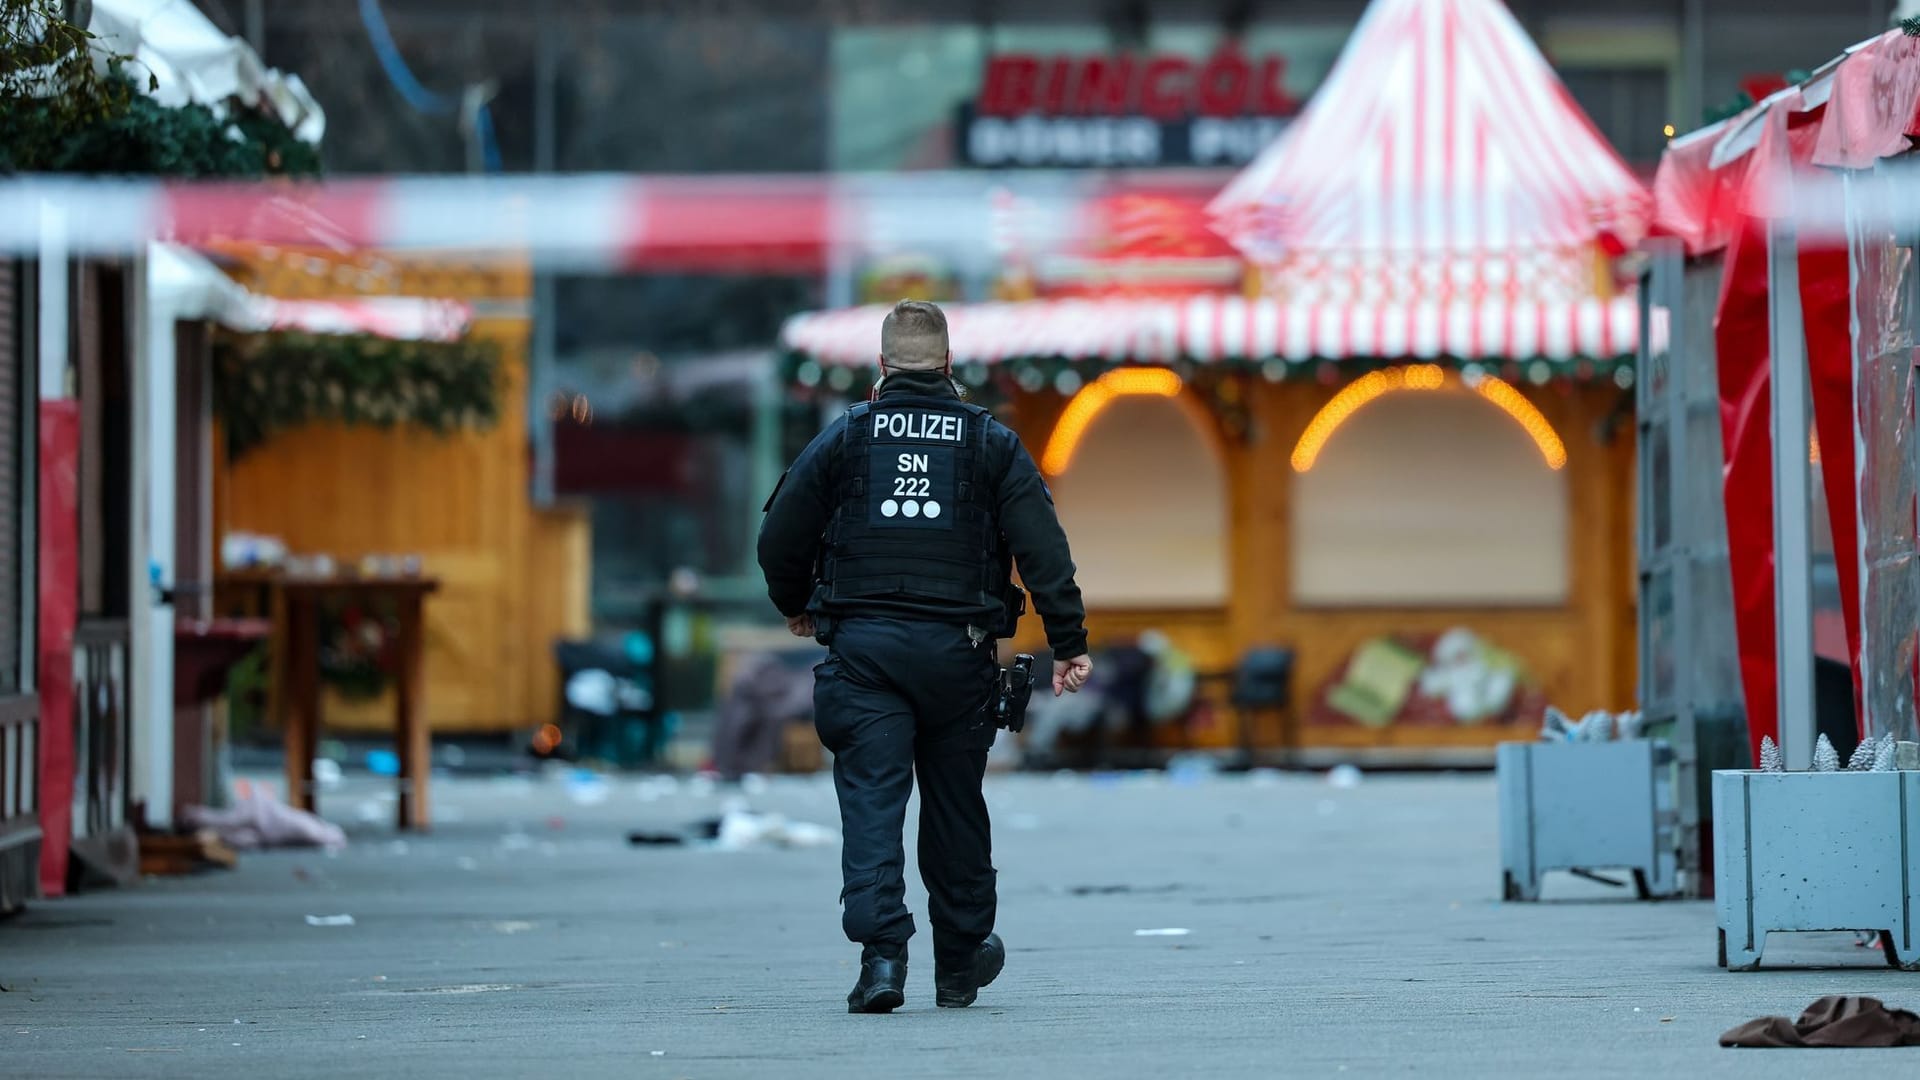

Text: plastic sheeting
xmin=1846 ymin=172 xmax=1920 ymax=743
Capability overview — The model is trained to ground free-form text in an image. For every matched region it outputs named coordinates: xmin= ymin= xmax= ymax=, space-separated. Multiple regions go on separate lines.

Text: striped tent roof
xmin=1208 ymin=0 xmax=1649 ymax=305
xmin=783 ymin=294 xmax=1656 ymax=367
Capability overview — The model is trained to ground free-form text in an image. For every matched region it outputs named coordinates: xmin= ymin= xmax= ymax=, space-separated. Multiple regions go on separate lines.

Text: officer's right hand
xmin=786 ymin=614 xmax=816 ymax=638
xmin=1054 ymin=654 xmax=1093 ymax=696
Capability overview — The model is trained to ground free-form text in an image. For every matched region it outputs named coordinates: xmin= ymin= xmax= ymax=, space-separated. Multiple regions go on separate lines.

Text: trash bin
xmin=553 ymin=635 xmax=661 ymax=768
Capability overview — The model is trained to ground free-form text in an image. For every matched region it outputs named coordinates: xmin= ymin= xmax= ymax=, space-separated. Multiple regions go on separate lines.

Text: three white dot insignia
xmin=881 ymin=499 xmax=942 ymax=519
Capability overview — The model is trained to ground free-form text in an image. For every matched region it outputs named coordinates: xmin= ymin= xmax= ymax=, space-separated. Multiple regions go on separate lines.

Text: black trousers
xmin=813 ymin=617 xmax=998 ymax=968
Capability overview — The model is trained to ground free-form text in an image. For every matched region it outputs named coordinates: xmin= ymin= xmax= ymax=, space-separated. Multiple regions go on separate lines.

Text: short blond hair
xmin=880 ymin=300 xmax=949 ymax=370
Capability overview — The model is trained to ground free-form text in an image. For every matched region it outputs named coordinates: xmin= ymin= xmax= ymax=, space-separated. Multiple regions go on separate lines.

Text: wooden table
xmin=238 ymin=574 xmax=441 ymax=831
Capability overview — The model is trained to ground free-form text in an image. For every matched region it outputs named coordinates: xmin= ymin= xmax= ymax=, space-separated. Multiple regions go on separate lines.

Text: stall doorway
xmin=1292 ymin=388 xmax=1569 ymax=607
xmin=1052 ymin=394 xmax=1228 ymax=608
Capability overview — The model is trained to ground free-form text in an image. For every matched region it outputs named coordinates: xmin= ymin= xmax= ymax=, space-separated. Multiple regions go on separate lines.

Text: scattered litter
xmin=651 ymin=1051 xmax=666 ymax=1057
xmin=304 ymin=915 xmax=356 ymax=927
xmin=455 ymin=856 xmax=479 ymax=871
xmin=181 ymin=793 xmax=347 ymax=852
xmin=1167 ymin=753 xmax=1221 ymax=785
xmin=1133 ymin=928 xmax=1191 ymax=937
xmin=1327 ymin=765 xmax=1363 ymax=789
xmin=1069 ymin=884 xmax=1181 ymax=897
xmin=489 ymin=921 xmax=536 ymax=934
xmin=366 ymin=750 xmax=400 ymax=777
xmin=630 ymin=809 xmax=839 ymax=851
xmin=713 ymin=809 xmax=836 ymax=851
xmin=312 ymin=758 xmax=344 ymax=790
xmin=627 ymin=830 xmax=685 ymax=846
xmin=1660 ymin=1017 xmax=1675 ymax=1024
xmin=566 ymin=770 xmax=611 ymax=806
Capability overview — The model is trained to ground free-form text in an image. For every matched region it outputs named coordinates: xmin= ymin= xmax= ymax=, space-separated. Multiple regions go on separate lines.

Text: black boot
xmin=847 ymin=949 xmax=907 ymax=1014
xmin=935 ymin=932 xmax=1005 ymax=1008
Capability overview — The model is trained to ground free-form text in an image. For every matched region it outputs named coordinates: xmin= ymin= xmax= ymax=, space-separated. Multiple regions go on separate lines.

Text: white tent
xmin=89 ymin=0 xmax=325 ymax=143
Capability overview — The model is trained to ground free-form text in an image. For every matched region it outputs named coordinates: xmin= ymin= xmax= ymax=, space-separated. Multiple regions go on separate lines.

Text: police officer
xmin=759 ymin=300 xmax=1093 ymax=1014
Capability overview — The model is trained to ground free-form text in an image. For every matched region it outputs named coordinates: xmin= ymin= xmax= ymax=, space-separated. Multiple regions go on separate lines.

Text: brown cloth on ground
xmin=1721 ymin=996 xmax=1920 ymax=1048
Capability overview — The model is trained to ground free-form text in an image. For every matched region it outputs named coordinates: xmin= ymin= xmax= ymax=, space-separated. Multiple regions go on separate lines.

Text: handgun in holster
xmin=994 ymin=654 xmax=1036 ymax=733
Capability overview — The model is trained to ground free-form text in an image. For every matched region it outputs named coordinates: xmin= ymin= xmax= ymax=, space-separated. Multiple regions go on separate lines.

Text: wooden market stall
xmin=780 ymin=0 xmax=1654 ymax=764
xmin=204 ymin=246 xmax=590 ymax=738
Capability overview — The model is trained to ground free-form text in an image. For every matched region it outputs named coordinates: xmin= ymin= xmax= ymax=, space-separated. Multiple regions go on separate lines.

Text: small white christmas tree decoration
xmin=1849 ymin=737 xmax=1879 ymax=771
xmin=1812 ymin=733 xmax=1841 ymax=773
xmin=1760 ymin=735 xmax=1785 ymax=773
xmin=1575 ymin=711 xmax=1614 ymax=743
xmin=1540 ymin=706 xmax=1572 ymax=742
xmin=1616 ymin=710 xmax=1645 ymax=741
xmin=1874 ymin=733 xmax=1898 ymax=772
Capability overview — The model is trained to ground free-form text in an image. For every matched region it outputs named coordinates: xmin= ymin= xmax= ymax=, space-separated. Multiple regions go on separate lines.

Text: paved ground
xmin=5 ymin=767 xmax=1918 ymax=1078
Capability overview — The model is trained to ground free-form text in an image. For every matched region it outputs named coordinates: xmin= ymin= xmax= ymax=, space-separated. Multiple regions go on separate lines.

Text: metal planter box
xmin=1713 ymin=769 xmax=1920 ymax=970
xmin=1498 ymin=739 xmax=1679 ymax=901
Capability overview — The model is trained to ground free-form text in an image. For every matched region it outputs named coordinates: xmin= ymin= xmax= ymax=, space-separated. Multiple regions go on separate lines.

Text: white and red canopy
xmin=784 ymin=294 xmax=1648 ymax=367
xmin=784 ymin=0 xmax=1654 ymax=369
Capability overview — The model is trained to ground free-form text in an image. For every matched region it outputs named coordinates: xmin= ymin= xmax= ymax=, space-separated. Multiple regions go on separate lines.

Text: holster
xmin=994 ymin=654 xmax=1037 ymax=733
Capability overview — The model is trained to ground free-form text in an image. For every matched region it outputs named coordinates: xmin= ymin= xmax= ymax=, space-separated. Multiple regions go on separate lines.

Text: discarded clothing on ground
xmin=180 ymin=792 xmax=347 ymax=853
xmin=1720 ymin=996 xmax=1920 ymax=1048
xmin=627 ymin=807 xmax=837 ymax=851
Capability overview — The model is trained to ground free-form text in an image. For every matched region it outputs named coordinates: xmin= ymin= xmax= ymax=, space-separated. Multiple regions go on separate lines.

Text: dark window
xmin=1559 ymin=66 xmax=1671 ymax=168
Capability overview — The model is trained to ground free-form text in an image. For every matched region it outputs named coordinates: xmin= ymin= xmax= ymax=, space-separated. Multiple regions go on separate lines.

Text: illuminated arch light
xmin=1041 ymin=367 xmax=1185 ymax=476
xmin=1290 ymin=365 xmax=1567 ymax=472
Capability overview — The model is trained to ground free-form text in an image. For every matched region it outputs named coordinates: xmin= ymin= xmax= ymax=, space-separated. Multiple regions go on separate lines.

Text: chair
xmin=1229 ymin=646 xmax=1296 ymax=765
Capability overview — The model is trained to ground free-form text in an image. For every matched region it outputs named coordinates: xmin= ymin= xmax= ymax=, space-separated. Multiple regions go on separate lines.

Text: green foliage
xmin=212 ymin=331 xmax=505 ymax=458
xmin=1 ymin=0 xmax=317 ymax=177
xmin=1 ymin=89 xmax=322 ymax=176
xmin=0 ymin=0 xmax=149 ymax=167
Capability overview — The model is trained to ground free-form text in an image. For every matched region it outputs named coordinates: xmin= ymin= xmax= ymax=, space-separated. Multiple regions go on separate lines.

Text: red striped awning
xmin=781 ymin=295 xmax=1658 ymax=367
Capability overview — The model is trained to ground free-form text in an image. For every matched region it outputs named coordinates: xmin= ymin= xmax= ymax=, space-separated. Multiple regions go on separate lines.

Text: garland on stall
xmin=784 ymin=350 xmax=1637 ymax=408
xmin=212 ymin=331 xmax=504 ymax=458
xmin=1703 ymin=69 xmax=1811 ymax=128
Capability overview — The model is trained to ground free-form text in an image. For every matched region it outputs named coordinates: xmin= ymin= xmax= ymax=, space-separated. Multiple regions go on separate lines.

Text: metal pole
xmin=1682 ymin=0 xmax=1705 ymax=132
xmin=244 ymin=0 xmax=265 ymax=54
xmin=746 ymin=356 xmax=781 ymax=577
xmin=530 ymin=22 xmax=558 ymax=507
xmin=1767 ymin=218 xmax=1817 ymax=770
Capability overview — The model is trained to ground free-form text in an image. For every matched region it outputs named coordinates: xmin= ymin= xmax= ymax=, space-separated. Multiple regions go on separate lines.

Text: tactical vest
xmin=820 ymin=397 xmax=1012 ymax=623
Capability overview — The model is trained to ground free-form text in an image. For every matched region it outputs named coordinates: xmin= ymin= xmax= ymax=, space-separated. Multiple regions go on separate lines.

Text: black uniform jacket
xmin=757 ymin=370 xmax=1090 ymax=660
